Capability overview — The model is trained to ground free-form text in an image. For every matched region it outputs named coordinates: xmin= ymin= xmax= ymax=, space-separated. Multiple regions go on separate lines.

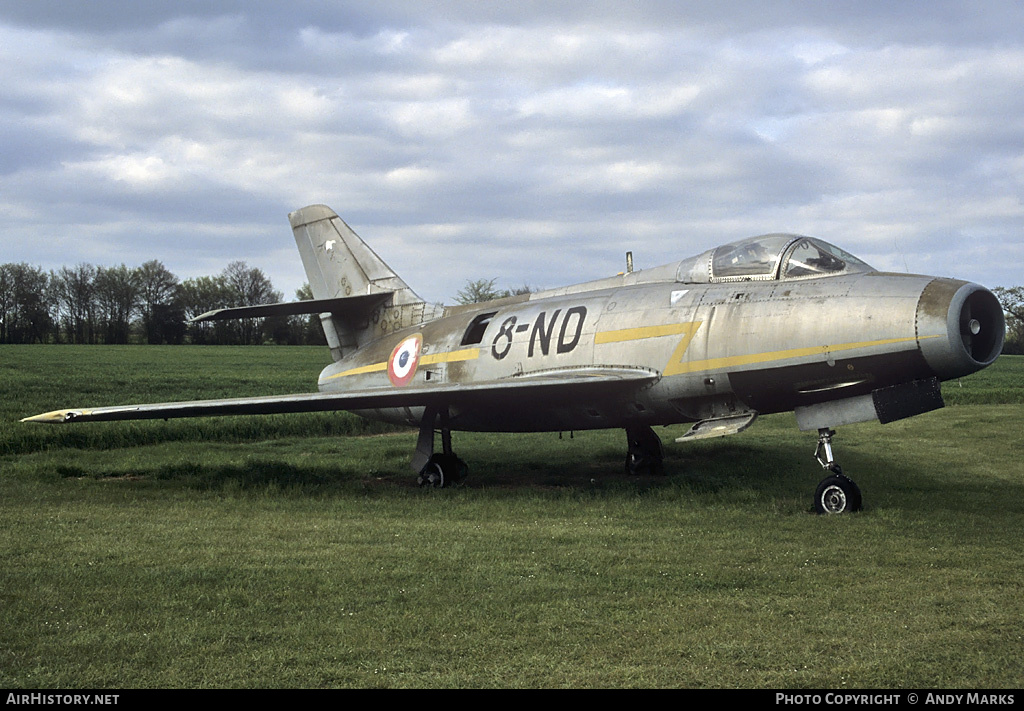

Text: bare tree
xmin=94 ymin=265 xmax=139 ymax=344
xmin=137 ymin=260 xmax=185 ymax=344
xmin=181 ymin=275 xmax=234 ymax=345
xmin=220 ymin=261 xmax=282 ymax=345
xmin=51 ymin=264 xmax=97 ymax=343
xmin=0 ymin=263 xmax=12 ymax=343
xmin=0 ymin=263 xmax=52 ymax=343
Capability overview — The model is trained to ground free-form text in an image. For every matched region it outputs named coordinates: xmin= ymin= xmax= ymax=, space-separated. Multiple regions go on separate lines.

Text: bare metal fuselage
xmin=320 ymin=269 xmax=1001 ymax=434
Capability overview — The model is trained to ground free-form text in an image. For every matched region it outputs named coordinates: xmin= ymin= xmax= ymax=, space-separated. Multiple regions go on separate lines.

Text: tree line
xmin=0 ymin=260 xmax=324 ymax=346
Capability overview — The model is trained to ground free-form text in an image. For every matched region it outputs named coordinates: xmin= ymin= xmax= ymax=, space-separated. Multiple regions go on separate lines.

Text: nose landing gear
xmin=813 ymin=428 xmax=862 ymax=514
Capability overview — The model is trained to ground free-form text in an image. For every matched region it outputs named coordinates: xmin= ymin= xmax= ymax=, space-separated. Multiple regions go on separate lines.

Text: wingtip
xmin=21 ymin=410 xmax=75 ymax=424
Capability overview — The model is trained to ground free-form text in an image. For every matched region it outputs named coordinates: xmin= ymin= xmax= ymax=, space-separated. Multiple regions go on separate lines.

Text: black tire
xmin=446 ymin=456 xmax=469 ymax=484
xmin=814 ymin=474 xmax=863 ymax=514
xmin=417 ymin=461 xmax=445 ymax=488
xmin=417 ymin=454 xmax=468 ymax=488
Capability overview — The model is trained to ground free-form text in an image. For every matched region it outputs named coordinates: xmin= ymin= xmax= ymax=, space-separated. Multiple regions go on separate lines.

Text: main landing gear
xmin=414 ymin=408 xmax=467 ymax=488
xmin=418 ymin=451 xmax=468 ymax=488
xmin=625 ymin=425 xmax=665 ymax=476
xmin=812 ymin=428 xmax=862 ymax=514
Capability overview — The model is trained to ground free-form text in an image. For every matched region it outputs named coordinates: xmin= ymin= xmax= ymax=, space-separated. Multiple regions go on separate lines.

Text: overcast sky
xmin=2 ymin=1 xmax=1022 ymax=304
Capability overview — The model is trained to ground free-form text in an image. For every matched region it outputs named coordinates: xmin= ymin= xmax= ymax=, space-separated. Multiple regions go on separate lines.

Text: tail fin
xmin=289 ymin=205 xmax=441 ymax=361
xmin=290 ymin=205 xmax=422 ymax=304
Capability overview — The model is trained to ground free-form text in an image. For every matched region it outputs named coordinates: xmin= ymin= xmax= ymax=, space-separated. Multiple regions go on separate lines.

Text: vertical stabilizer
xmin=289 ymin=205 xmax=441 ymax=360
xmin=290 ymin=204 xmax=423 ymax=304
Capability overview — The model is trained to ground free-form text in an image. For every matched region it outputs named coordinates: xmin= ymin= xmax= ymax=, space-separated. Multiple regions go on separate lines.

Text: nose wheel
xmin=812 ymin=428 xmax=862 ymax=514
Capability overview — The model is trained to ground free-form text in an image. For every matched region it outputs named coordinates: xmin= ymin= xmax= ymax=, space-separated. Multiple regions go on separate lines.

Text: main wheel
xmin=417 ymin=461 xmax=445 ymax=488
xmin=814 ymin=474 xmax=863 ymax=514
xmin=416 ymin=454 xmax=468 ymax=488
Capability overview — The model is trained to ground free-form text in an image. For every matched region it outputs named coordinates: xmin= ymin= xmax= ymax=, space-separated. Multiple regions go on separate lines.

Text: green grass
xmin=1 ymin=346 xmax=1023 ymax=688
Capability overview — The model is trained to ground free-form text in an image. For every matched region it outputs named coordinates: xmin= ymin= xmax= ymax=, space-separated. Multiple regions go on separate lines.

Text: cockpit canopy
xmin=529 ymin=234 xmax=877 ymax=301
xmin=677 ymin=234 xmax=874 ymax=284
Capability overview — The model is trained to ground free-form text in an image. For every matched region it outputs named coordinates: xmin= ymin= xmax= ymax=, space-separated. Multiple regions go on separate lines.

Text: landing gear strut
xmin=812 ymin=428 xmax=862 ymax=514
xmin=414 ymin=407 xmax=467 ymax=488
xmin=625 ymin=425 xmax=665 ymax=476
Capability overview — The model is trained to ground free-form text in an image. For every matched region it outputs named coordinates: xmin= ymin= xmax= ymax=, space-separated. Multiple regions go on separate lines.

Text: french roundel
xmin=387 ymin=333 xmax=422 ymax=387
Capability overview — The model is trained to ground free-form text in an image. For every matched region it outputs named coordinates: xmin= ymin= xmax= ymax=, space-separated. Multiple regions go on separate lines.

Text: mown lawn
xmin=1 ymin=346 xmax=1022 ymax=688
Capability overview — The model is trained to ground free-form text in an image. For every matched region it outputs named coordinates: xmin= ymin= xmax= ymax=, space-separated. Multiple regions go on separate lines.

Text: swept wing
xmin=22 ymin=367 xmax=658 ymax=424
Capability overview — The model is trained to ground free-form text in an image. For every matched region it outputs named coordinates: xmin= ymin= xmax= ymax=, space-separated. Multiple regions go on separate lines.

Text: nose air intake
xmin=958 ymin=287 xmax=1004 ymax=365
xmin=918 ymin=279 xmax=1004 ymax=380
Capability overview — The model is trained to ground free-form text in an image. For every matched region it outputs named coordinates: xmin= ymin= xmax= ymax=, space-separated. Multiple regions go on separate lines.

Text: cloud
xmin=0 ymin=2 xmax=1023 ymax=306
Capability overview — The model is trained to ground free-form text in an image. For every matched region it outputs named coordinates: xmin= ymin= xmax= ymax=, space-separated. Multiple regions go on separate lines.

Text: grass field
xmin=1 ymin=345 xmax=1022 ymax=688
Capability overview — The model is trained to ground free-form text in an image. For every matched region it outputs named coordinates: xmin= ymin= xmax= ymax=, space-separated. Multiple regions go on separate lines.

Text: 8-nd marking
xmin=491 ymin=306 xmax=587 ymax=360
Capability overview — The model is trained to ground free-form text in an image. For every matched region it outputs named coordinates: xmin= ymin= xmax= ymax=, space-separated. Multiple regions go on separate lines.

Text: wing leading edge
xmin=189 ymin=293 xmax=392 ymax=322
xmin=22 ymin=367 xmax=659 ymax=424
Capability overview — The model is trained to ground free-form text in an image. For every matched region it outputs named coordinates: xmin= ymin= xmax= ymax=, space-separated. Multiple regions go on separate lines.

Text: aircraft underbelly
xmin=347 ymin=395 xmax=662 ymax=433
xmin=727 ymin=349 xmax=930 ymax=414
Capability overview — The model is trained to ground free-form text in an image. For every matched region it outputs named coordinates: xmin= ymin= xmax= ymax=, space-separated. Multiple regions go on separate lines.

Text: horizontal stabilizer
xmin=23 ymin=367 xmax=659 ymax=424
xmin=190 ymin=293 xmax=392 ymax=322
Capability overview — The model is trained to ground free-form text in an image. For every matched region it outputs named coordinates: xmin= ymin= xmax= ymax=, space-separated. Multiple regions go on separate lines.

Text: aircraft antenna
xmin=893 ymin=235 xmax=910 ymax=273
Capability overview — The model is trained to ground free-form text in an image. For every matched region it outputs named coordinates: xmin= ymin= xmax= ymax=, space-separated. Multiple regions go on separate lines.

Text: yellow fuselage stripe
xmin=330 ymin=362 xmax=387 ymax=378
xmin=594 ymin=322 xmax=696 ymax=344
xmin=421 ymin=348 xmax=480 ymax=365
xmin=666 ymin=335 xmax=938 ymax=375
xmin=326 ymin=347 xmax=481 ymax=380
xmin=596 ymin=319 xmax=937 ymax=374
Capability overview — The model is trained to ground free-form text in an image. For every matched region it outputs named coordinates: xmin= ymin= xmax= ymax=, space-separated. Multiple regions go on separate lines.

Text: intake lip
xmin=917 ymin=280 xmax=1004 ymax=380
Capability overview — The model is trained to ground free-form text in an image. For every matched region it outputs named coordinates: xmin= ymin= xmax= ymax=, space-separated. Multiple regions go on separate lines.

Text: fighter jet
xmin=23 ymin=205 xmax=1005 ymax=513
